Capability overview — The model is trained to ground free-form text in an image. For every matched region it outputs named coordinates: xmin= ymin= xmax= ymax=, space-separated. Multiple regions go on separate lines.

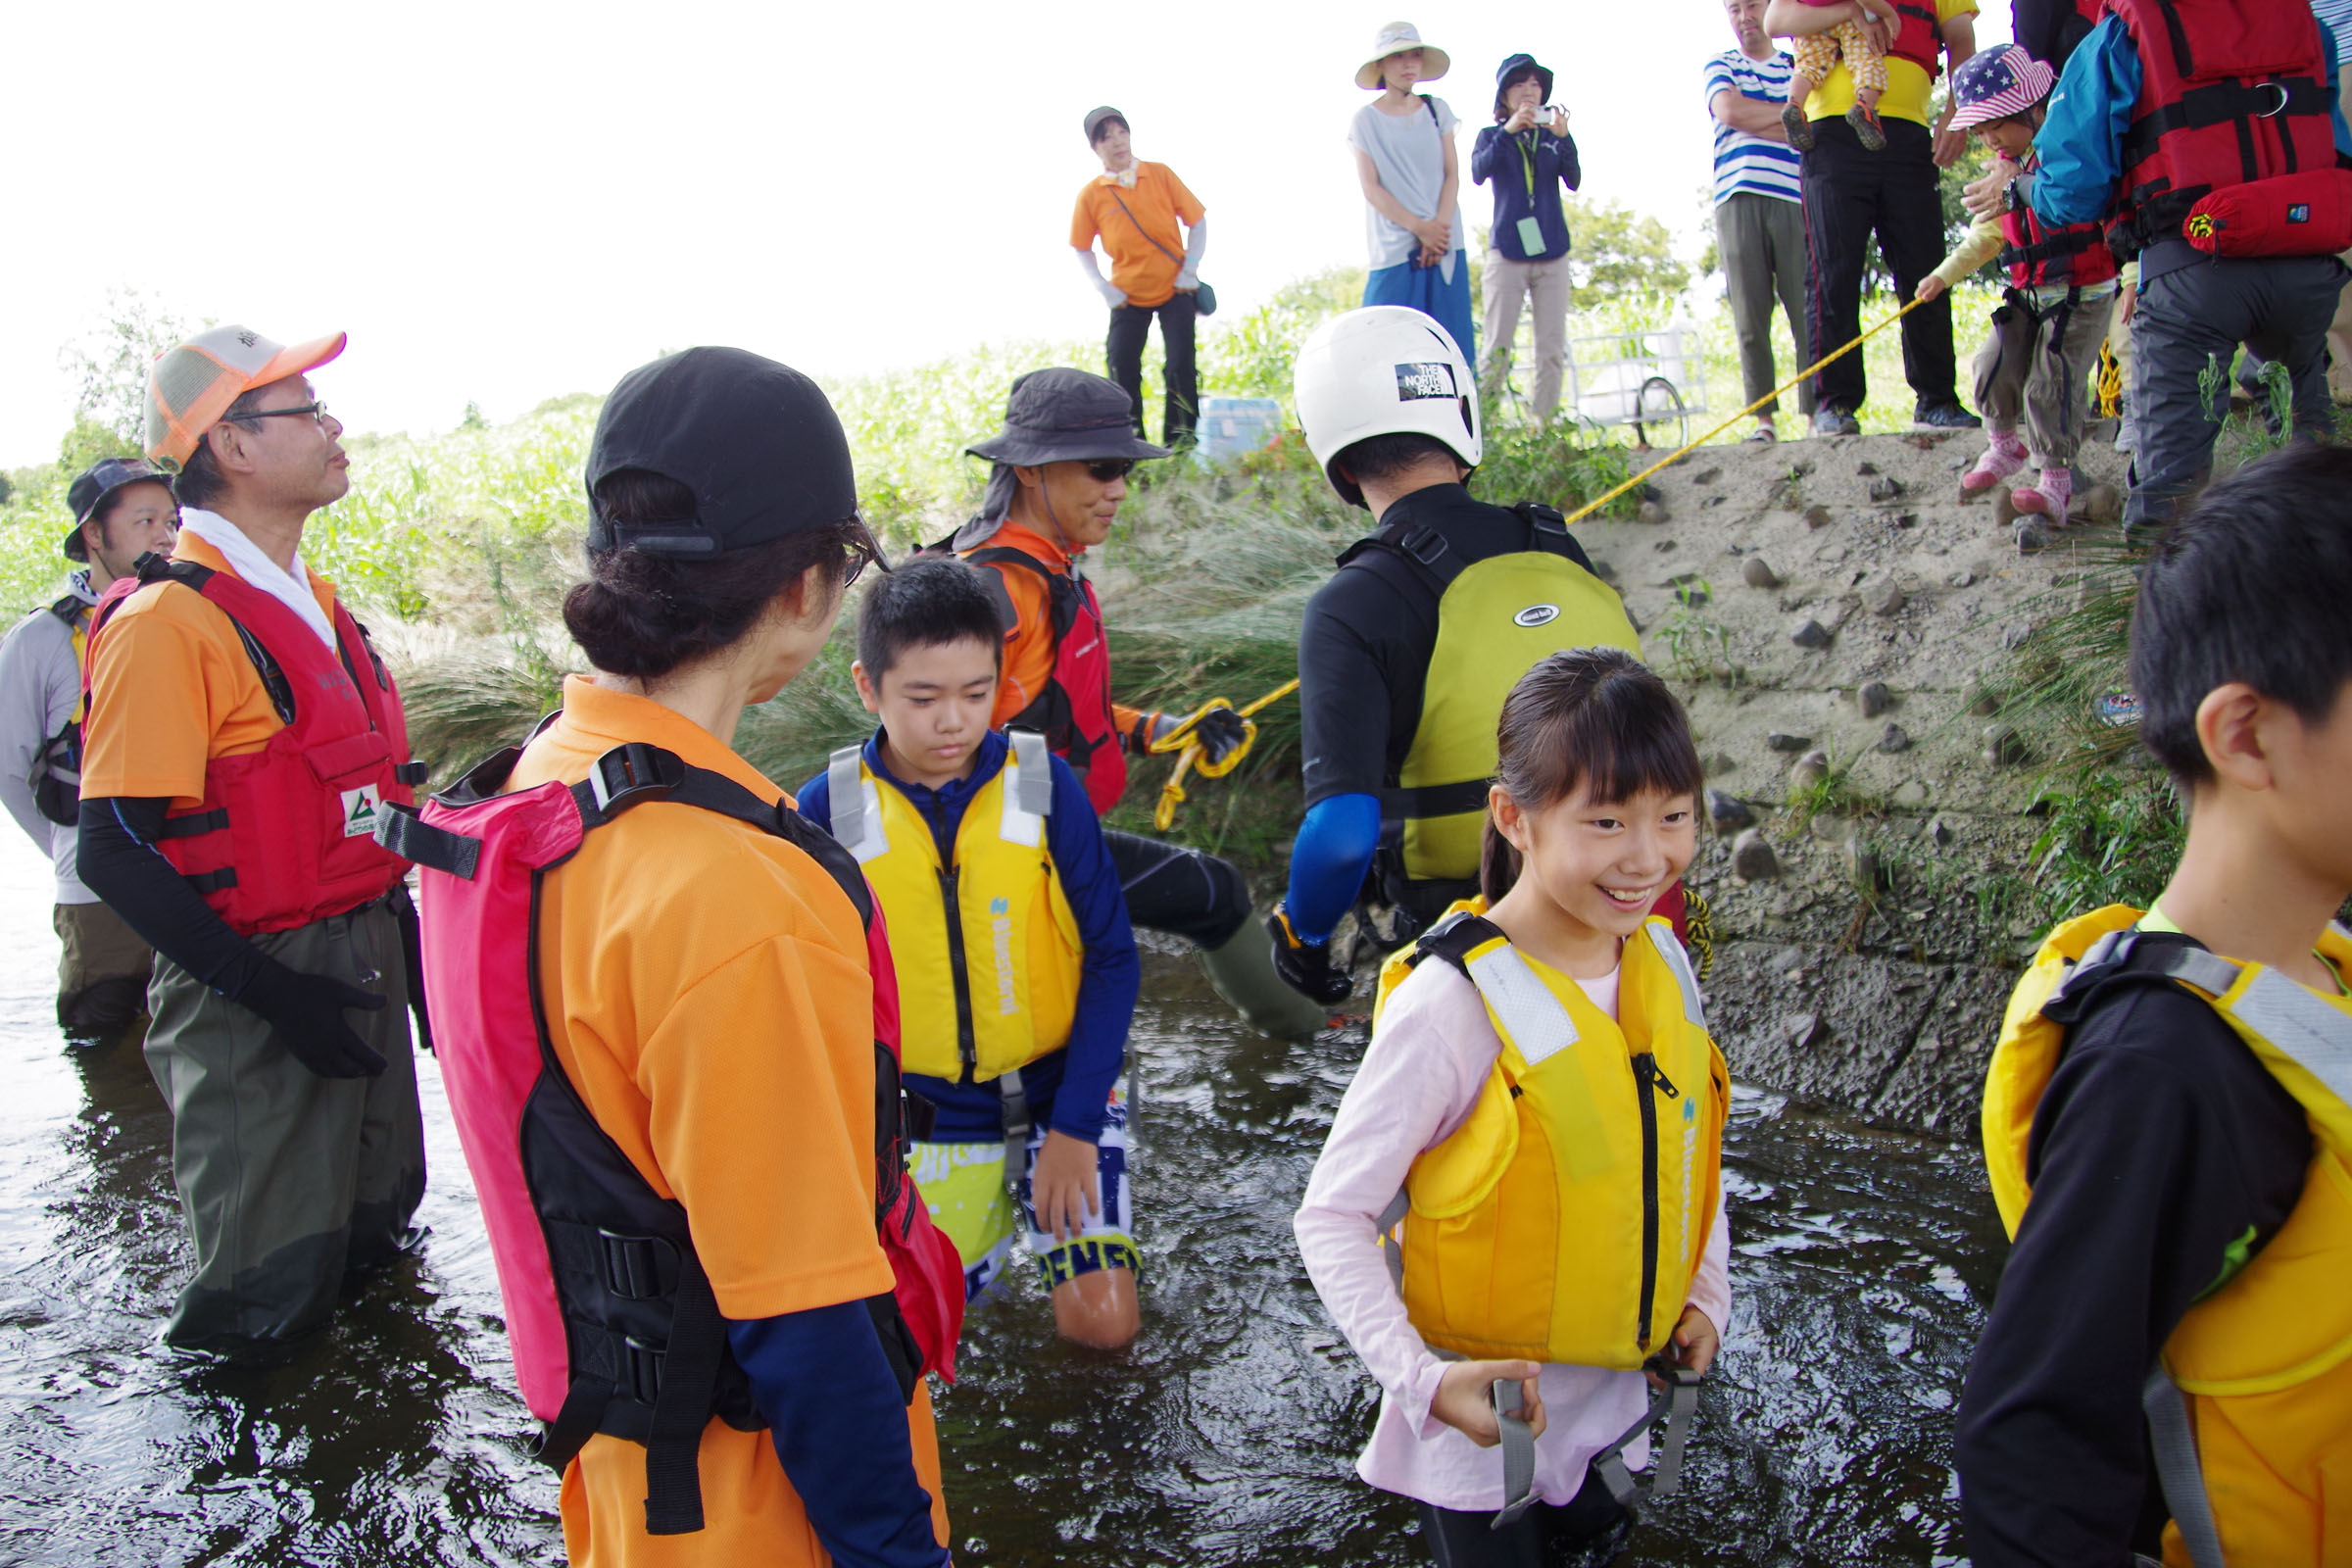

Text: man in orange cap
xmin=75 ymin=325 xmax=428 ymax=1358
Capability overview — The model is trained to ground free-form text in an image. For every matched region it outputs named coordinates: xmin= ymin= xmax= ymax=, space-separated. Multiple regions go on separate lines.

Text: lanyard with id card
xmin=1513 ymin=133 xmax=1546 ymax=254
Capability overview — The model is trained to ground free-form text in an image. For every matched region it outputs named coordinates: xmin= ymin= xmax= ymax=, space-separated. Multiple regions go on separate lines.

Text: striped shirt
xmin=2317 ymin=0 xmax=2352 ymax=63
xmin=1703 ymin=48 xmax=1803 ymax=206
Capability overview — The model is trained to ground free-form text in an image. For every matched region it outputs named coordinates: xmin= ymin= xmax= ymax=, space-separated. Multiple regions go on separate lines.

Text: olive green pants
xmin=54 ymin=899 xmax=154 ymax=1042
xmin=143 ymin=895 xmax=426 ymax=1352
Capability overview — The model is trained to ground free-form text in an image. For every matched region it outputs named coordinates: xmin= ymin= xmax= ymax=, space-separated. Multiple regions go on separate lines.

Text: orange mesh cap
xmin=144 ymin=324 xmax=348 ymax=470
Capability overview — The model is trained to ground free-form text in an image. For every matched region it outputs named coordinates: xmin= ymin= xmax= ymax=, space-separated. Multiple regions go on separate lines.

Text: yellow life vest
xmin=827 ymin=731 xmax=1084 ymax=1083
xmin=1984 ymin=905 xmax=2352 ymax=1568
xmin=1356 ymin=510 xmax=1638 ymax=886
xmin=1371 ymin=900 xmax=1729 ymax=1369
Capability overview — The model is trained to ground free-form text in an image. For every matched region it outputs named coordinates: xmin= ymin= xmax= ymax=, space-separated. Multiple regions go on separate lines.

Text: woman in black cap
xmin=416 ymin=347 xmax=957 ymax=1567
xmin=950 ymin=366 xmax=1331 ymax=1040
xmin=1471 ymin=54 xmax=1581 ymax=421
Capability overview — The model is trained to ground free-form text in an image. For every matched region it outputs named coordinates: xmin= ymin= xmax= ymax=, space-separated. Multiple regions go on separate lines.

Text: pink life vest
xmin=380 ymin=739 xmax=963 ymax=1535
xmin=84 ymin=557 xmax=420 ymax=933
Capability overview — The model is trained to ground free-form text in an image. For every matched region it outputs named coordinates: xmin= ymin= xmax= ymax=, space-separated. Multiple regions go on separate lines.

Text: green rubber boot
xmin=1197 ymin=912 xmax=1331 ymax=1040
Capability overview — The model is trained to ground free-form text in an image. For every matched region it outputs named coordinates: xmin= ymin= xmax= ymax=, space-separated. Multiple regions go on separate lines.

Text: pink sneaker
xmin=1959 ymin=438 xmax=2028 ymax=498
xmin=2011 ymin=468 xmax=2075 ymax=517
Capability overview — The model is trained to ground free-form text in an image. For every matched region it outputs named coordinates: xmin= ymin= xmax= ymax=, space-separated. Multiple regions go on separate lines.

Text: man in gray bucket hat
xmin=947 ymin=368 xmax=1328 ymax=1039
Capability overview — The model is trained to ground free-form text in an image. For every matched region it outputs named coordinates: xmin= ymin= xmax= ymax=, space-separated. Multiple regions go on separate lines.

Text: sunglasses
xmin=1084 ymin=459 xmax=1136 ymax=482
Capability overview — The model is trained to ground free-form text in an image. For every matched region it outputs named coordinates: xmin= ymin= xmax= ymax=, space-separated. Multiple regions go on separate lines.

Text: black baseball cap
xmin=585 ymin=347 xmax=859 ymax=558
xmin=64 ymin=457 xmax=173 ymax=563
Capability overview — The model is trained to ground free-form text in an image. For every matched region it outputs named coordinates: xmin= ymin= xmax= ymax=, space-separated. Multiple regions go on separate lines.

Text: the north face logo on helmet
xmin=1395 ymin=362 xmax=1457 ymax=400
xmin=237 ymin=330 xmax=259 ymax=348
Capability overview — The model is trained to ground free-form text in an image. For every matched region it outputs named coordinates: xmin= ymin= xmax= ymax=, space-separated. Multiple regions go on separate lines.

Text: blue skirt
xmin=1363 ymin=258 xmax=1477 ymax=371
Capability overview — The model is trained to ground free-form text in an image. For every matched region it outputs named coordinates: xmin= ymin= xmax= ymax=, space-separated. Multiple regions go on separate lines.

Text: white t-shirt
xmin=1348 ymin=94 xmax=1465 ymax=279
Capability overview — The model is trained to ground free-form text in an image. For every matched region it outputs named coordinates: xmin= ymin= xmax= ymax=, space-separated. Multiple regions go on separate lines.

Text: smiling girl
xmin=1295 ymin=648 xmax=1731 ymax=1568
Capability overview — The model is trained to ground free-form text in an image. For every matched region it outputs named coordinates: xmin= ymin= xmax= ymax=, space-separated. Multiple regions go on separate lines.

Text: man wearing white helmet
xmin=1266 ymin=307 xmax=1657 ymax=1002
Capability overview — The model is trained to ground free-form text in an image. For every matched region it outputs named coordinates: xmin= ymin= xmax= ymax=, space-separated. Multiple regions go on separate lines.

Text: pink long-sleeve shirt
xmin=1294 ymin=951 xmax=1733 ymax=1511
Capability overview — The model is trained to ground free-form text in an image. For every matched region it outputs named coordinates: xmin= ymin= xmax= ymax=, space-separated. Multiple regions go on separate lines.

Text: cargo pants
xmin=143 ymin=891 xmax=425 ymax=1351
xmin=2128 ymin=245 xmax=2345 ymax=529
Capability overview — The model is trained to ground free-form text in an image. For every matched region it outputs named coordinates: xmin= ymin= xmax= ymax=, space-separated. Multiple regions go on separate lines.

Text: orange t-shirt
xmin=78 ymin=530 xmax=339 ymax=807
xmin=967 ymin=520 xmax=1150 ymax=748
xmin=1069 ymin=161 xmax=1204 ymax=309
xmin=511 ymin=676 xmax=948 ymax=1566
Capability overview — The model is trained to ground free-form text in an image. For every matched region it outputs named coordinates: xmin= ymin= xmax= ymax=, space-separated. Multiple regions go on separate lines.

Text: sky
xmin=3 ymin=0 xmax=2010 ymax=468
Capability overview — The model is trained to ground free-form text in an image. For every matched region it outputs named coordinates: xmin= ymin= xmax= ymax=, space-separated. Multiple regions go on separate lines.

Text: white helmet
xmin=1294 ymin=306 xmax=1483 ymax=508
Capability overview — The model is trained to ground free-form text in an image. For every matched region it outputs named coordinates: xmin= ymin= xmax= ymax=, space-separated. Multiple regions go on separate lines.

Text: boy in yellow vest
xmin=1958 ymin=443 xmax=2352 ymax=1567
xmin=799 ymin=556 xmax=1145 ymax=1349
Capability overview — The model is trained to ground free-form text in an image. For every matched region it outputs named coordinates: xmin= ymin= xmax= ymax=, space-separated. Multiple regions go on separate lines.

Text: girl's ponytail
xmin=1478 ymin=649 xmax=1704 ymax=902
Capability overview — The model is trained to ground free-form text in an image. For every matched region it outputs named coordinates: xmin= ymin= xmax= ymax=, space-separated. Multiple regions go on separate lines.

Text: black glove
xmin=235 ymin=957 xmax=390 ymax=1078
xmin=1268 ymin=906 xmax=1351 ymax=1005
xmin=1191 ymin=707 xmax=1250 ymax=767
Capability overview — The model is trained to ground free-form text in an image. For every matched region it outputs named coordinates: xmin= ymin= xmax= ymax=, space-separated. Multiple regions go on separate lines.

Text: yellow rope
xmin=1148 ymin=677 xmax=1302 ymax=831
xmin=1560 ymin=295 xmax=1932 ymax=526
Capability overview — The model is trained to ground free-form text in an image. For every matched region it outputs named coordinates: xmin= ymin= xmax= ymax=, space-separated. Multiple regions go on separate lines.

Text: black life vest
xmin=31 ymin=594 xmax=88 ymax=827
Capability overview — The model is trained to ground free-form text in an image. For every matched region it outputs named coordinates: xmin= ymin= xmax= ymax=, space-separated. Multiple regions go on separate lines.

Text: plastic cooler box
xmin=1197 ymin=398 xmax=1285 ymax=463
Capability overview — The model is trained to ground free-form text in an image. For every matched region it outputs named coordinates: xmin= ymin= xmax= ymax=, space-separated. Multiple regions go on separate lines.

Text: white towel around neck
xmin=176 ymin=508 xmax=337 ymax=652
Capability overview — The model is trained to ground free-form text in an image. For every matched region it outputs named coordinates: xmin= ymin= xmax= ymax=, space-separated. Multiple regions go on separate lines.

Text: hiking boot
xmin=1959 ymin=437 xmax=2027 ymax=498
xmin=1783 ymin=98 xmax=1817 ymax=152
xmin=1913 ymin=401 xmax=1983 ymax=430
xmin=2010 ymin=467 xmax=2075 ymax=517
xmin=1811 ymin=407 xmax=1862 ymax=437
xmin=1846 ymin=102 xmax=1887 ymax=150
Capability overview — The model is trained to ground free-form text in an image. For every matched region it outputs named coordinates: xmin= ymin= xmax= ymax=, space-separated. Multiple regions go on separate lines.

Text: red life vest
xmin=380 ymin=739 xmax=964 ymax=1536
xmin=1888 ymin=0 xmax=1947 ymax=77
xmin=84 ymin=559 xmax=418 ymax=935
xmin=2106 ymin=0 xmax=2339 ymax=257
xmin=1998 ymin=188 xmax=2122 ymax=289
xmin=965 ymin=545 xmax=1129 ymax=814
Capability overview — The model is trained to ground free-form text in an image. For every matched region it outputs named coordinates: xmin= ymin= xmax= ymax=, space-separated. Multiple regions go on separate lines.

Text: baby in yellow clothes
xmin=1782 ymin=0 xmax=1898 ymax=152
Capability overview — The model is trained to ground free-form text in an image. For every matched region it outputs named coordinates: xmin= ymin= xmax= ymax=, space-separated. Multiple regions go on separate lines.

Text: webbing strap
xmin=641 ymin=1257 xmax=725 ymax=1535
xmin=532 ymin=1371 xmax=612 ymax=1482
xmin=1376 ymin=1188 xmax=1411 ymax=1294
xmin=1491 ymin=1379 xmax=1540 ymax=1529
xmin=2141 ymin=1366 xmax=2228 ymax=1568
xmin=998 ymin=1070 xmax=1032 ymax=1193
xmin=827 ymin=745 xmax=889 ymax=863
xmin=1591 ymin=1367 xmax=1703 ymax=1512
xmin=1382 ymin=777 xmax=1494 ymax=821
xmin=1006 ymin=729 xmax=1054 ymax=820
xmin=374 ymin=805 xmax=482 ymax=880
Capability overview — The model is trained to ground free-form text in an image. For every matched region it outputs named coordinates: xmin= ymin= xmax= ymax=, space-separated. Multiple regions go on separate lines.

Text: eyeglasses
xmin=842 ymin=522 xmax=888 ymax=588
xmin=1084 ymin=459 xmax=1136 ymax=482
xmin=228 ymin=401 xmax=331 ymax=428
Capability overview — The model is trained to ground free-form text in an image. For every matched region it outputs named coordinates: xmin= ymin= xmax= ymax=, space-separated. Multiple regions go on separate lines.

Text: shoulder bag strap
xmin=1105 ymin=183 xmax=1184 ymax=268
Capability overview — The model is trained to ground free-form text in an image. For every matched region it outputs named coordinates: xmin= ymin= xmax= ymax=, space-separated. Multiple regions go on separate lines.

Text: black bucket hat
xmin=65 ymin=457 xmax=172 ymax=563
xmin=1493 ymin=53 xmax=1554 ymax=120
xmin=586 ymin=347 xmax=859 ymax=558
xmin=965 ymin=368 xmax=1170 ymax=466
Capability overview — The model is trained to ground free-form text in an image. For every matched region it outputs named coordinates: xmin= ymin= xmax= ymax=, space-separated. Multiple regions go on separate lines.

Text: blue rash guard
xmin=1283 ymin=792 xmax=1384 ymax=946
xmin=725 ymin=1303 xmax=948 ymax=1568
xmin=2029 ymin=16 xmax=2350 ymax=233
xmin=797 ymin=727 xmax=1140 ymax=1145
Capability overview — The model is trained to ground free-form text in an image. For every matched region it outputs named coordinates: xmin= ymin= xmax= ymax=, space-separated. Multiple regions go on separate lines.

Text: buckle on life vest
xmin=622 ymin=1336 xmax=666 ymax=1404
xmin=599 ymin=1229 xmax=680 ymax=1300
xmin=588 ymin=743 xmax=688 ymax=817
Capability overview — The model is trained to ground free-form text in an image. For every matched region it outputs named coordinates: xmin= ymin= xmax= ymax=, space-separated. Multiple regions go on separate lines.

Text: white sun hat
xmin=1356 ymin=21 xmax=1450 ymax=90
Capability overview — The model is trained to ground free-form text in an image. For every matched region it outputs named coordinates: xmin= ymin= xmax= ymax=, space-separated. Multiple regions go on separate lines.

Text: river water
xmin=0 ymin=828 xmax=2009 ymax=1566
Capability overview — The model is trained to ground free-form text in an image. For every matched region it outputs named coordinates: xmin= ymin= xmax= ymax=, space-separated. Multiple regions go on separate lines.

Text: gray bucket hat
xmin=965 ymin=368 xmax=1170 ymax=466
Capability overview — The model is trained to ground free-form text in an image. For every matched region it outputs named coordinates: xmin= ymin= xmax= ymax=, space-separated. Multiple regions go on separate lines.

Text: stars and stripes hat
xmin=1949 ymin=43 xmax=2056 ymax=130
xmin=144 ymin=323 xmax=347 ymax=470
